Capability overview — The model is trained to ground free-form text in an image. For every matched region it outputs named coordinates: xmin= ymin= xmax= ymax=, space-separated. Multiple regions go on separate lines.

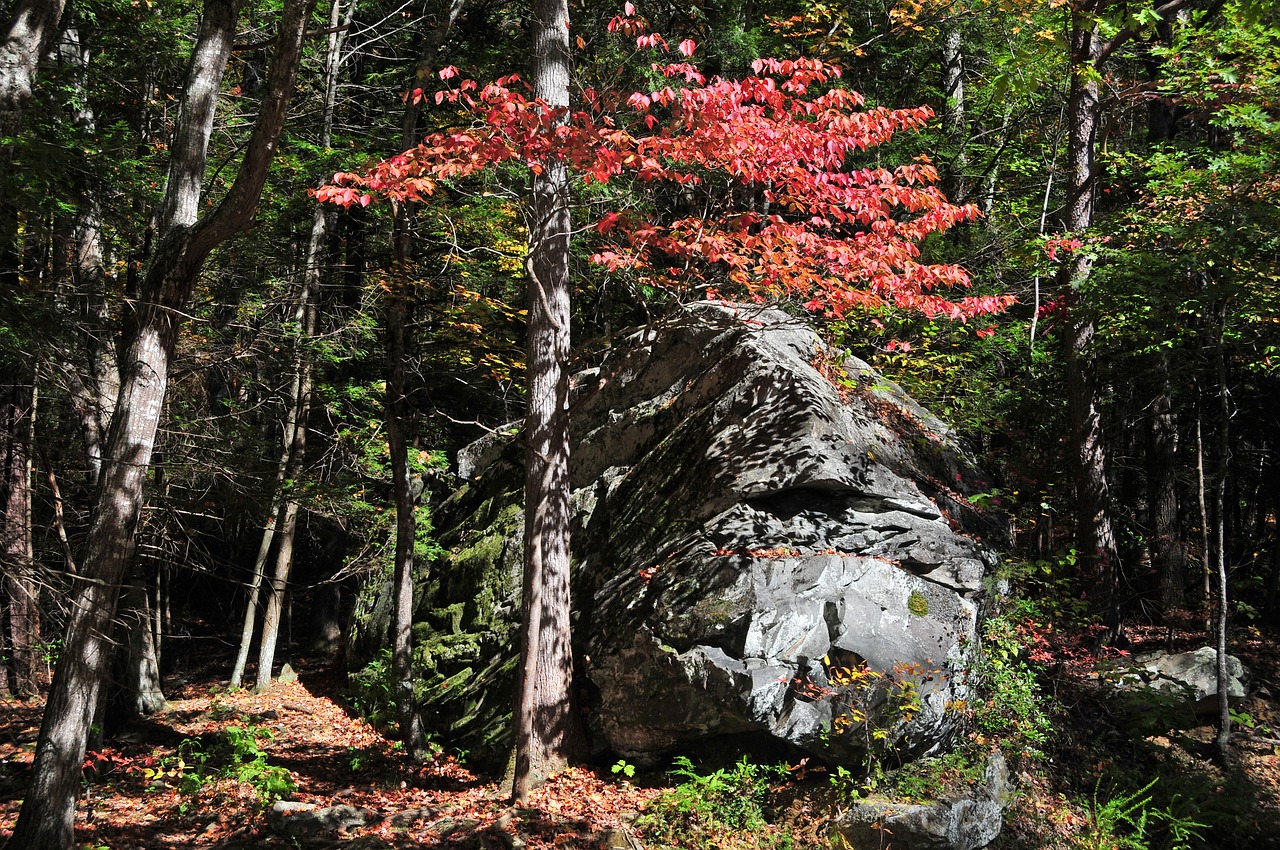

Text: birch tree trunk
xmin=512 ymin=0 xmax=577 ymax=803
xmin=9 ymin=1 xmax=313 ymax=843
xmin=1212 ymin=311 xmax=1232 ymax=763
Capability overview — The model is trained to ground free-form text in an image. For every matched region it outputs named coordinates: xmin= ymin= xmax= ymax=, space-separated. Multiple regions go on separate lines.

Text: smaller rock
xmin=388 ymin=807 xmax=438 ymax=827
xmin=269 ymin=801 xmax=381 ymax=836
xmin=1104 ymin=646 xmax=1250 ymax=714
xmin=279 ymin=663 xmax=299 ymax=683
xmin=830 ymin=752 xmax=1009 ymax=850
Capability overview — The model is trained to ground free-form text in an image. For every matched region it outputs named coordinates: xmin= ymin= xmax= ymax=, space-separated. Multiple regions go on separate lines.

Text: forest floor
xmin=0 ymin=623 xmax=1279 ymax=849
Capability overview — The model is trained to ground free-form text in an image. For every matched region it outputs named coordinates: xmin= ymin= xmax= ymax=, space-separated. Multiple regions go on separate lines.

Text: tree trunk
xmin=1 ymin=373 xmax=38 ymax=695
xmin=9 ymin=0 xmax=313 ymax=843
xmin=1212 ymin=312 xmax=1231 ymax=763
xmin=229 ymin=494 xmax=280 ymax=688
xmin=253 ymin=288 xmax=316 ymax=691
xmin=1148 ymin=351 xmax=1186 ymax=613
xmin=232 ymin=0 xmax=350 ymax=692
xmin=386 ymin=270 xmax=421 ymax=746
xmin=1196 ymin=395 xmax=1211 ymax=610
xmin=255 ymin=494 xmax=303 ymax=690
xmin=0 ymin=0 xmax=68 ymax=138
xmin=51 ymin=25 xmax=120 ymax=490
xmin=1057 ymin=7 xmax=1122 ymax=636
xmin=940 ymin=22 xmax=967 ymax=202
xmin=512 ymin=0 xmax=576 ymax=803
xmin=110 ymin=576 xmax=166 ymax=719
xmin=387 ymin=0 xmax=463 ymax=756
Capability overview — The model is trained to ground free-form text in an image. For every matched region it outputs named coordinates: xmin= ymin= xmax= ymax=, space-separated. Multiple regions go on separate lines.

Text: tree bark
xmin=9 ymin=0 xmax=313 ymax=843
xmin=1057 ymin=5 xmax=1122 ymax=635
xmin=253 ymin=281 xmax=316 ymax=691
xmin=940 ymin=22 xmax=967 ymax=202
xmin=512 ymin=0 xmax=576 ymax=803
xmin=232 ymin=0 xmax=349 ymax=692
xmin=255 ymin=485 xmax=304 ymax=690
xmin=110 ymin=576 xmax=166 ymax=719
xmin=1148 ymin=350 xmax=1186 ymax=612
xmin=1 ymin=374 xmax=38 ymax=696
xmin=0 ymin=0 xmax=68 ymax=139
xmin=388 ymin=0 xmax=463 ymax=756
xmin=1212 ymin=312 xmax=1231 ymax=763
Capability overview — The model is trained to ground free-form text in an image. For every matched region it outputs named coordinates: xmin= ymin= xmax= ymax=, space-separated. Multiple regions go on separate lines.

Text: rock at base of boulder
xmin=269 ymin=801 xmax=381 ymax=836
xmin=830 ymin=752 xmax=1010 ymax=850
xmin=1103 ymin=646 xmax=1250 ymax=714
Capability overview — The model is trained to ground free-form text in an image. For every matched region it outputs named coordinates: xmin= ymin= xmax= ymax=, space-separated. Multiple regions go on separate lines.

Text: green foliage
xmin=907 ymin=590 xmax=930 ymax=617
xmin=973 ymin=614 xmax=1053 ymax=759
xmin=1083 ymin=778 xmax=1207 ymax=850
xmin=157 ymin=723 xmax=294 ymax=811
xmin=349 ymin=647 xmax=397 ymax=728
xmin=638 ymin=756 xmax=792 ymax=848
xmin=802 ymin=658 xmax=933 ymax=799
xmin=882 ymin=748 xmax=987 ymax=803
xmin=998 ymin=550 xmax=1091 ymax=625
xmin=611 ymin=759 xmax=636 ymax=779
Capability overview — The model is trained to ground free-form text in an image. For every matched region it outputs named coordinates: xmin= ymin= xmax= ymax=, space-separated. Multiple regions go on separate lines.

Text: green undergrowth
xmin=637 ymin=756 xmax=800 ymax=849
xmin=145 ymin=722 xmax=294 ymax=813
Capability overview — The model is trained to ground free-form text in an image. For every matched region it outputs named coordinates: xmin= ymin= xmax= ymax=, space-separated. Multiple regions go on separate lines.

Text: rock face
xmin=348 ymin=304 xmax=1003 ymax=767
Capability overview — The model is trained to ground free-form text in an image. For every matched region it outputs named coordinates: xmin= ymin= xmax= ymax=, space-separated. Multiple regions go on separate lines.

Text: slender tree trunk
xmin=1212 ymin=312 xmax=1231 ymax=762
xmin=940 ymin=22 xmax=967 ymax=203
xmin=9 ymin=1 xmax=313 ymax=843
xmin=230 ymin=495 xmax=280 ymax=687
xmin=70 ymin=197 xmax=119 ymax=490
xmin=51 ymin=26 xmax=120 ymax=491
xmin=255 ymin=492 xmax=303 ymax=689
xmin=386 ymin=0 xmax=463 ymax=755
xmin=512 ymin=0 xmax=576 ymax=803
xmin=1266 ymin=479 xmax=1280 ymax=617
xmin=386 ymin=266 xmax=421 ymax=745
xmin=253 ymin=284 xmax=316 ymax=691
xmin=1196 ymin=395 xmax=1211 ymax=610
xmin=232 ymin=0 xmax=350 ymax=691
xmin=232 ymin=235 xmax=315 ymax=693
xmin=110 ymin=576 xmax=165 ymax=718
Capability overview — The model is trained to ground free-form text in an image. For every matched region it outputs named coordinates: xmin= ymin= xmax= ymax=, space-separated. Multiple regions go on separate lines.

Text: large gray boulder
xmin=349 ymin=304 xmax=1003 ymax=766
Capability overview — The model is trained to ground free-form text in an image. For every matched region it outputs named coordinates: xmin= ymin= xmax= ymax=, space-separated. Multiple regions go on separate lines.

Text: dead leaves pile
xmin=0 ymin=668 xmax=660 ymax=850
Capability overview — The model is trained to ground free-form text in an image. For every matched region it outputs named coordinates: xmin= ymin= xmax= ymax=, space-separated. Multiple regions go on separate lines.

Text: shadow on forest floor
xmin=1 ymin=623 xmax=1280 ymax=848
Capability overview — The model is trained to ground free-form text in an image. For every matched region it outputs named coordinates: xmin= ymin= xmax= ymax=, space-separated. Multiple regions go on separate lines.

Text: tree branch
xmin=1097 ymin=0 xmax=1216 ymax=63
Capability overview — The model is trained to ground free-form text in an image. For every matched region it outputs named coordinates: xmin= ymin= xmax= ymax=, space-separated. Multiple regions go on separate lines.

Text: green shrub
xmin=165 ymin=723 xmax=295 ymax=810
xmin=638 ymin=756 xmax=792 ymax=848
xmin=349 ymin=647 xmax=396 ymax=727
xmin=973 ymin=614 xmax=1054 ymax=759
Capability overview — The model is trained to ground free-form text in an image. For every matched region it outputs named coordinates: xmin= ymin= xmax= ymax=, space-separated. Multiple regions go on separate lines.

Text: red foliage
xmin=317 ymin=10 xmax=1013 ymax=322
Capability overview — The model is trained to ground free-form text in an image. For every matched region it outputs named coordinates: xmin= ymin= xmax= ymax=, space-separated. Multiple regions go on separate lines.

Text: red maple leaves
xmin=317 ymin=7 xmax=1013 ymax=322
